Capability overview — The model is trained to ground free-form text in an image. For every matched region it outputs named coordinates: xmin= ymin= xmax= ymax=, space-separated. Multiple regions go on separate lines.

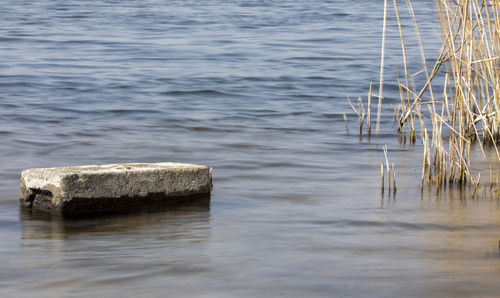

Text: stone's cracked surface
xmin=20 ymin=162 xmax=212 ymax=214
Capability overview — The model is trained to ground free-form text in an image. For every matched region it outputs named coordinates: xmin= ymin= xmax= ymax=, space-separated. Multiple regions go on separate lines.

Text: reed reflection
xmin=416 ymin=188 xmax=500 ymax=296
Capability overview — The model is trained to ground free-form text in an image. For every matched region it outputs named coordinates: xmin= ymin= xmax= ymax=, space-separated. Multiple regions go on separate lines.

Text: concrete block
xmin=20 ymin=162 xmax=212 ymax=214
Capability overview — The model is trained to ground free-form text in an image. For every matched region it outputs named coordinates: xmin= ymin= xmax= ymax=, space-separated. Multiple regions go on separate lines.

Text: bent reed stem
xmin=397 ymin=0 xmax=500 ymax=189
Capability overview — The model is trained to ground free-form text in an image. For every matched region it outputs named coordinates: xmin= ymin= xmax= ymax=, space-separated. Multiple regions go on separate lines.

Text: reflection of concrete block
xmin=20 ymin=163 xmax=212 ymax=215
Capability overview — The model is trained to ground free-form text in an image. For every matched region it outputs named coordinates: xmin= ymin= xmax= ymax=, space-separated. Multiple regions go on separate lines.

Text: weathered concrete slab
xmin=20 ymin=162 xmax=212 ymax=214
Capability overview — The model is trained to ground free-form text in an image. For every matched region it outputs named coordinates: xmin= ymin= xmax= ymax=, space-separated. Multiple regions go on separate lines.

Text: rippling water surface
xmin=2 ymin=0 xmax=500 ymax=297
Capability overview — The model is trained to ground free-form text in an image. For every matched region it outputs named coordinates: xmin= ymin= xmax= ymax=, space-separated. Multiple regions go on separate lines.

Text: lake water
xmin=2 ymin=0 xmax=500 ymax=297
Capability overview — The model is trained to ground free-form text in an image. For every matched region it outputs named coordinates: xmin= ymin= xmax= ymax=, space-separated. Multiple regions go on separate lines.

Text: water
xmin=2 ymin=0 xmax=500 ymax=297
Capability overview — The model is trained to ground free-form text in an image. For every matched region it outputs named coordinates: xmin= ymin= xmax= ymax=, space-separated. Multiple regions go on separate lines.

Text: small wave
xmin=293 ymin=94 xmax=337 ymax=99
xmin=296 ymin=38 xmax=335 ymax=43
xmin=0 ymin=82 xmax=35 ymax=88
xmin=185 ymin=126 xmax=239 ymax=133
xmin=225 ymin=142 xmax=263 ymax=149
xmin=57 ymin=15 xmax=89 ymax=19
xmin=8 ymin=116 xmax=62 ymax=124
xmin=0 ymin=219 xmax=20 ymax=230
xmin=288 ymin=56 xmax=340 ymax=61
xmin=0 ymin=37 xmax=23 ymax=42
xmin=49 ymin=107 xmax=103 ymax=115
xmin=106 ymin=109 xmax=163 ymax=115
xmin=271 ymin=219 xmax=490 ymax=232
xmin=161 ymin=90 xmax=234 ymax=97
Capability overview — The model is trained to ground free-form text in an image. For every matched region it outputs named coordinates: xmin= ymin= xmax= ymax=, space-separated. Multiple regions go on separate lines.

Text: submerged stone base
xmin=20 ymin=162 xmax=212 ymax=215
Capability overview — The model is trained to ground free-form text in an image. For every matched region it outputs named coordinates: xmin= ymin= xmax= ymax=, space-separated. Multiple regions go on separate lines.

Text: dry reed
xmin=394 ymin=0 xmax=500 ymax=189
xmin=376 ymin=0 xmax=389 ymax=134
xmin=381 ymin=145 xmax=397 ymax=193
xmin=346 ymin=0 xmax=499 ymax=192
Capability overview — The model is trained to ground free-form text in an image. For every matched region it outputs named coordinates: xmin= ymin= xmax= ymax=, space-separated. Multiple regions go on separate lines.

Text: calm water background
xmin=2 ymin=0 xmax=500 ymax=297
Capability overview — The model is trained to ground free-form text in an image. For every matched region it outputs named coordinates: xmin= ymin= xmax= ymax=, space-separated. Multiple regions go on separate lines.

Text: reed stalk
xmin=367 ymin=81 xmax=373 ymax=135
xmin=347 ymin=97 xmax=366 ymax=135
xmin=343 ymin=112 xmax=349 ymax=133
xmin=392 ymin=0 xmax=500 ymax=190
xmin=384 ymin=146 xmax=391 ymax=189
xmin=381 ymin=162 xmax=385 ymax=192
xmin=376 ymin=0 xmax=389 ymax=134
xmin=392 ymin=163 xmax=397 ymax=192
